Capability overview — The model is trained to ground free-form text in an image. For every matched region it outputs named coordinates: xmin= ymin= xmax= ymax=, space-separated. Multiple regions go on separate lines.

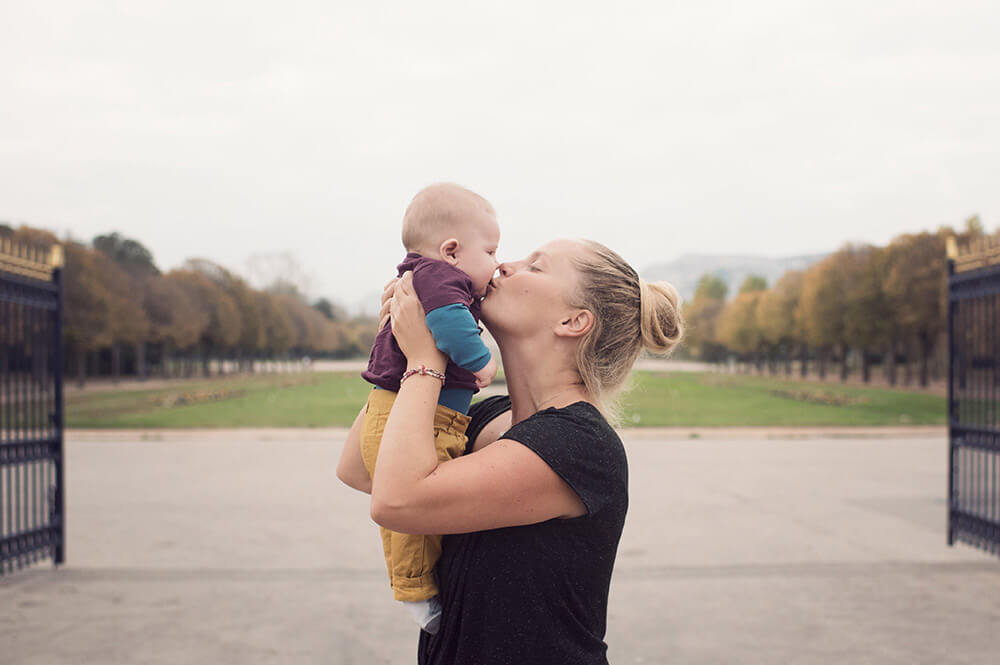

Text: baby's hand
xmin=474 ymin=356 xmax=498 ymax=389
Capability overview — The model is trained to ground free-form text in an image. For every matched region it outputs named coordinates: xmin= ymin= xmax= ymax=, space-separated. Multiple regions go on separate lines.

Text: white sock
xmin=403 ymin=596 xmax=442 ymax=634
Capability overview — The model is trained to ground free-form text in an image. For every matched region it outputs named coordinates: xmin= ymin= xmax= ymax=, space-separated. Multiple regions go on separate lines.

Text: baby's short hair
xmin=401 ymin=183 xmax=495 ymax=252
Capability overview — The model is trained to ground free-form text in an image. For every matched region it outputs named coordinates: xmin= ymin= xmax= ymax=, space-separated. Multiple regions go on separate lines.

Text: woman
xmin=337 ymin=238 xmax=683 ymax=664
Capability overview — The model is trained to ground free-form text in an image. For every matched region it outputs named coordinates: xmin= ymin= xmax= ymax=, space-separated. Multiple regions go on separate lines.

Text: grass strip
xmin=66 ymin=371 xmax=945 ymax=429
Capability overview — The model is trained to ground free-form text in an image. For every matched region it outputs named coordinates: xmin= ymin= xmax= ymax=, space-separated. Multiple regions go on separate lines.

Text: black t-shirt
xmin=417 ymin=395 xmax=629 ymax=665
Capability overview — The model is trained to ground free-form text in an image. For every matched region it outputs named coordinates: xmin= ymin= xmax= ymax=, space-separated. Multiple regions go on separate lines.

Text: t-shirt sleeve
xmin=410 ymin=261 xmax=476 ymax=312
xmin=501 ymin=407 xmax=624 ymax=516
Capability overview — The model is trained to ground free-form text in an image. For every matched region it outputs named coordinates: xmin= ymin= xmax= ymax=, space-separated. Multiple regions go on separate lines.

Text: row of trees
xmin=681 ymin=217 xmax=995 ymax=387
xmin=1 ymin=225 xmax=378 ymax=385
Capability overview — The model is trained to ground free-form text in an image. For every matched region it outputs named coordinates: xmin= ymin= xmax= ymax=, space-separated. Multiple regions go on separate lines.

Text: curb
xmin=619 ymin=426 xmax=946 ymax=440
xmin=66 ymin=425 xmax=947 ymax=442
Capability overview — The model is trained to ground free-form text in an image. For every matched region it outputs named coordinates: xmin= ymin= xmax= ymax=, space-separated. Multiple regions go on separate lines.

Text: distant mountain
xmin=641 ymin=252 xmax=829 ymax=302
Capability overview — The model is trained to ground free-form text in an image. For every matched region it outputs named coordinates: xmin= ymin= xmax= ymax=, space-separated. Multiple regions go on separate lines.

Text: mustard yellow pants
xmin=360 ymin=388 xmax=471 ymax=602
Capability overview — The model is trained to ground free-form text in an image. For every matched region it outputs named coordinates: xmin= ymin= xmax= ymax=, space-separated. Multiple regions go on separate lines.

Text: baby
xmin=359 ymin=183 xmax=499 ymax=634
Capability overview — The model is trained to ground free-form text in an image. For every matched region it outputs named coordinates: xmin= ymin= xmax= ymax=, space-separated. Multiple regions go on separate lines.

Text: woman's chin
xmin=480 ymin=299 xmax=500 ymax=332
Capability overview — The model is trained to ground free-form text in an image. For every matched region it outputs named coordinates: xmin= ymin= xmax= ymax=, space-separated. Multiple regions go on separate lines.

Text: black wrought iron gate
xmin=0 ymin=239 xmax=65 ymax=574
xmin=947 ymin=236 xmax=1000 ymax=556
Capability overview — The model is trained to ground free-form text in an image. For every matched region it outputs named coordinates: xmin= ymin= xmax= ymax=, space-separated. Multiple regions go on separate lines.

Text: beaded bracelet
xmin=400 ymin=364 xmax=447 ymax=386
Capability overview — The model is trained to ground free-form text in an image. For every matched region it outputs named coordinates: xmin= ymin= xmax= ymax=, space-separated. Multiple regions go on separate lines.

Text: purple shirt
xmin=362 ymin=253 xmax=483 ymax=393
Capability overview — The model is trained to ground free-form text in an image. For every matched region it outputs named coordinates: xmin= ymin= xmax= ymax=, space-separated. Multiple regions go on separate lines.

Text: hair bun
xmin=639 ymin=279 xmax=684 ymax=356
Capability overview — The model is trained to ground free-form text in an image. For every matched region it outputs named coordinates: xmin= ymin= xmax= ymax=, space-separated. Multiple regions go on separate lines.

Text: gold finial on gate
xmin=946 ymin=236 xmax=958 ymax=260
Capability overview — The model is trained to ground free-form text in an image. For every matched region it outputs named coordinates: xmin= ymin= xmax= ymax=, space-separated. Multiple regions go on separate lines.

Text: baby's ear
xmin=438 ymin=238 xmax=460 ymax=264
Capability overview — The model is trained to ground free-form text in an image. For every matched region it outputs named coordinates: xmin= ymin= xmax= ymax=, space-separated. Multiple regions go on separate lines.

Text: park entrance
xmin=0 ymin=239 xmax=65 ymax=574
xmin=947 ymin=236 xmax=1000 ymax=556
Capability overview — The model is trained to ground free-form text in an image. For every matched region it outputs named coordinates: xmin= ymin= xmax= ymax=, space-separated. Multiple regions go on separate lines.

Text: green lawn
xmin=619 ymin=372 xmax=945 ymax=426
xmin=66 ymin=373 xmax=369 ymax=428
xmin=65 ymin=371 xmax=946 ymax=429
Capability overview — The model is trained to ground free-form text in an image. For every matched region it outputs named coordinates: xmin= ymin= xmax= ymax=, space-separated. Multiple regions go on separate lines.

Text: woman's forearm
xmin=371 ymin=361 xmax=446 ymax=514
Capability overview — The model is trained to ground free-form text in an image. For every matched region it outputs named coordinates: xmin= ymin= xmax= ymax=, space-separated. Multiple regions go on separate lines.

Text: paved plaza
xmin=2 ymin=428 xmax=998 ymax=664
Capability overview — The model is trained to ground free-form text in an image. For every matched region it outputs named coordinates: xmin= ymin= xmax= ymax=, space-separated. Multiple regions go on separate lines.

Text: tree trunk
xmin=862 ymin=350 xmax=871 ymax=383
xmin=886 ymin=341 xmax=897 ymax=387
xmin=903 ymin=343 xmax=913 ymax=386
xmin=111 ymin=343 xmax=121 ymax=384
xmin=839 ymin=345 xmax=849 ymax=382
xmin=800 ymin=344 xmax=808 ymax=378
xmin=202 ymin=348 xmax=211 ymax=378
xmin=784 ymin=346 xmax=792 ymax=376
xmin=818 ymin=348 xmax=827 ymax=380
xmin=920 ymin=335 xmax=934 ymax=388
xmin=76 ymin=348 xmax=86 ymax=388
xmin=136 ymin=342 xmax=147 ymax=381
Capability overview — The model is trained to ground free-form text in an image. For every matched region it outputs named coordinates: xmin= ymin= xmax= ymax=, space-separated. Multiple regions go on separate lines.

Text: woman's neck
xmin=498 ymin=337 xmax=590 ymax=425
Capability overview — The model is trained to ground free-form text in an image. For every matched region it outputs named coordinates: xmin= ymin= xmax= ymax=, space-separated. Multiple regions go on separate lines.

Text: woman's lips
xmin=481 ymin=280 xmax=496 ymax=300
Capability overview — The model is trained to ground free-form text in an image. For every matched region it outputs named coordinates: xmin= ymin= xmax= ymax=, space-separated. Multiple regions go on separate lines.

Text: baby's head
xmin=402 ymin=183 xmax=500 ymax=297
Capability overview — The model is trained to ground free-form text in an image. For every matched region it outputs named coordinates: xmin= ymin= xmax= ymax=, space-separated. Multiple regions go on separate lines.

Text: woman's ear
xmin=555 ymin=309 xmax=594 ymax=338
xmin=438 ymin=238 xmax=460 ymax=265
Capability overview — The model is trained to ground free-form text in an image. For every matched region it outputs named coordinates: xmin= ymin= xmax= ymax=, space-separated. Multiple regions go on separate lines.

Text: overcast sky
xmin=3 ymin=1 xmax=998 ymax=311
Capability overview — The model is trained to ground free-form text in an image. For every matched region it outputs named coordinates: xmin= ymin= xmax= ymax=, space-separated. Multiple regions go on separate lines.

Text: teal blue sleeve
xmin=425 ymin=303 xmax=492 ymax=373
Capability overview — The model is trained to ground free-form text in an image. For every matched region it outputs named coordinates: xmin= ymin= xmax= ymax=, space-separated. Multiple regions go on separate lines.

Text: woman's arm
xmin=370 ymin=272 xmax=585 ymax=535
xmin=335 ymin=391 xmax=511 ymax=495
xmin=335 ymin=276 xmax=399 ymax=495
xmin=470 ymin=410 xmax=513 ymax=453
xmin=336 ymin=404 xmax=371 ymax=494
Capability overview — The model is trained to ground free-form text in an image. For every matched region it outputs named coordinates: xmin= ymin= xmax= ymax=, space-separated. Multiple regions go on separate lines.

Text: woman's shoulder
xmin=502 ymin=400 xmax=627 ymax=517
xmin=524 ymin=400 xmax=621 ymax=446
xmin=468 ymin=395 xmax=621 ymax=449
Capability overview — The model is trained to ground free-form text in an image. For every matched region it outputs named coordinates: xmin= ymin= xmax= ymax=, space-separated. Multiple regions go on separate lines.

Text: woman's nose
xmin=497 ymin=262 xmax=511 ymax=277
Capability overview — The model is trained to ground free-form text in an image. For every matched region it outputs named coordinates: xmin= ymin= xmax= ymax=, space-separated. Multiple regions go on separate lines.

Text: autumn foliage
xmin=1 ymin=226 xmax=377 ymax=384
xmin=681 ymin=217 xmax=995 ymax=387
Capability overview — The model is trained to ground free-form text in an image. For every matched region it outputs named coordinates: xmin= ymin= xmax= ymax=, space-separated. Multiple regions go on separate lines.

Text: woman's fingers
xmin=387 ymin=271 xmax=444 ymax=365
xmin=379 ymin=277 xmax=399 ymax=330
xmin=389 ymin=272 xmax=418 ymax=327
xmin=379 ymin=298 xmax=392 ymax=329
xmin=394 ymin=271 xmax=414 ymax=297
xmin=382 ymin=278 xmax=398 ymax=303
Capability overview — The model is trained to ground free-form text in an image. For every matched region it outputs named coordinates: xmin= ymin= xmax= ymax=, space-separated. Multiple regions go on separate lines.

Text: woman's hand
xmin=389 ymin=272 xmax=446 ymax=368
xmin=378 ymin=277 xmax=398 ymax=330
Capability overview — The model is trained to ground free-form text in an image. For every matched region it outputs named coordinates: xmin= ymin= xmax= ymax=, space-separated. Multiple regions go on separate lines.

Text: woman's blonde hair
xmin=569 ymin=240 xmax=685 ymax=425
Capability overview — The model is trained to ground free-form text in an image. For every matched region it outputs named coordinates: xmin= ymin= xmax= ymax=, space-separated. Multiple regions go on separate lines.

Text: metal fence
xmin=0 ymin=239 xmax=65 ymax=574
xmin=947 ymin=235 xmax=1000 ymax=556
